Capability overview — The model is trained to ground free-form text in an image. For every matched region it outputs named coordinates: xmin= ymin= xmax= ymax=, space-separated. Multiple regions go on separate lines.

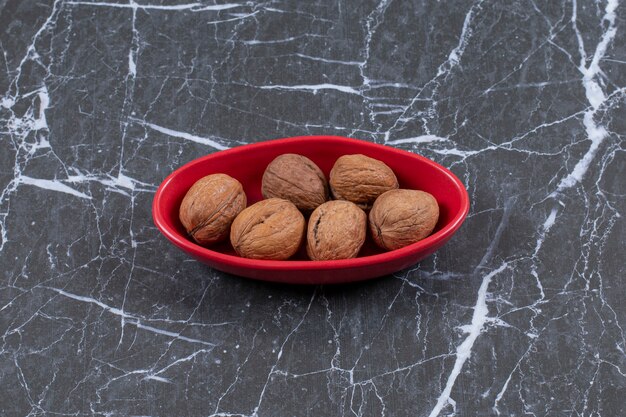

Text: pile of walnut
xmin=179 ymin=153 xmax=439 ymax=261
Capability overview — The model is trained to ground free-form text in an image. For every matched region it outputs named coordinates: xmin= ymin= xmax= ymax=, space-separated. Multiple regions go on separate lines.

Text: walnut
xmin=230 ymin=198 xmax=305 ymax=260
xmin=306 ymin=200 xmax=367 ymax=261
xmin=369 ymin=189 xmax=439 ymax=251
xmin=329 ymin=154 xmax=398 ymax=210
xmin=262 ymin=153 xmax=328 ymax=212
xmin=179 ymin=173 xmax=246 ymax=246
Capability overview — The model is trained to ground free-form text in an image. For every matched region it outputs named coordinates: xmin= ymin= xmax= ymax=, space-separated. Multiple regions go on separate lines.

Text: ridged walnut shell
xmin=369 ymin=189 xmax=439 ymax=251
xmin=262 ymin=154 xmax=329 ymax=212
xmin=307 ymin=200 xmax=367 ymax=261
xmin=329 ymin=154 xmax=398 ymax=210
xmin=179 ymin=174 xmax=246 ymax=246
xmin=230 ymin=198 xmax=305 ymax=260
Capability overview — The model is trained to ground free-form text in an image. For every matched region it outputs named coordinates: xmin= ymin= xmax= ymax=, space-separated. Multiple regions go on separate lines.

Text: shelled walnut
xmin=369 ymin=189 xmax=439 ymax=251
xmin=262 ymin=153 xmax=328 ymax=212
xmin=329 ymin=154 xmax=398 ymax=210
xmin=306 ymin=200 xmax=367 ymax=261
xmin=179 ymin=173 xmax=246 ymax=246
xmin=230 ymin=198 xmax=305 ymax=260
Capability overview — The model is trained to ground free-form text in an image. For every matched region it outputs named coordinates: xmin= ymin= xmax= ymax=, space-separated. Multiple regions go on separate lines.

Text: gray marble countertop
xmin=1 ymin=1 xmax=625 ymax=416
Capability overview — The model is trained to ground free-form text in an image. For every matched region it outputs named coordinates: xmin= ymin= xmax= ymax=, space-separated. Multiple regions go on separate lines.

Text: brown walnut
xmin=230 ymin=198 xmax=305 ymax=260
xmin=369 ymin=189 xmax=439 ymax=251
xmin=262 ymin=154 xmax=328 ymax=212
xmin=329 ymin=154 xmax=398 ymax=210
xmin=307 ymin=200 xmax=367 ymax=261
xmin=179 ymin=173 xmax=246 ymax=246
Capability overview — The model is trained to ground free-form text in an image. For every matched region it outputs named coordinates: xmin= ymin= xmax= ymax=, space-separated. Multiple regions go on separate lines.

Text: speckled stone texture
xmin=1 ymin=0 xmax=625 ymax=416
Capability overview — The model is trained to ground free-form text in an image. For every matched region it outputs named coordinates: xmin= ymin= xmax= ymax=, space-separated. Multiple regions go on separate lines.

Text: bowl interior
xmin=156 ymin=137 xmax=465 ymax=260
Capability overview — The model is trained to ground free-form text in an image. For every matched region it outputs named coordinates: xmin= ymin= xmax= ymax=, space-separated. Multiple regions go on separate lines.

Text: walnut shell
xmin=179 ymin=174 xmax=246 ymax=246
xmin=329 ymin=154 xmax=399 ymax=210
xmin=230 ymin=198 xmax=305 ymax=260
xmin=307 ymin=200 xmax=367 ymax=261
xmin=262 ymin=154 xmax=328 ymax=212
xmin=369 ymin=189 xmax=439 ymax=251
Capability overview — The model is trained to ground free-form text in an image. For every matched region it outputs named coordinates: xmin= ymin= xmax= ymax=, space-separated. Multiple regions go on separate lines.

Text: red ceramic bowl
xmin=153 ymin=136 xmax=469 ymax=284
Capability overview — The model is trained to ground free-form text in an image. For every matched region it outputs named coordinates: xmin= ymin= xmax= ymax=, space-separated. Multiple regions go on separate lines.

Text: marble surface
xmin=1 ymin=0 xmax=625 ymax=415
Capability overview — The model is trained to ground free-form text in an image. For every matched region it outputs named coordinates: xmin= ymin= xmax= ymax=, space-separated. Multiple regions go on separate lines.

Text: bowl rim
xmin=152 ymin=135 xmax=470 ymax=271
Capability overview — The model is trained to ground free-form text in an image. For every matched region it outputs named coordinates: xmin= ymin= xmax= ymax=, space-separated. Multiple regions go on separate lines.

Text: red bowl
xmin=152 ymin=136 xmax=469 ymax=284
